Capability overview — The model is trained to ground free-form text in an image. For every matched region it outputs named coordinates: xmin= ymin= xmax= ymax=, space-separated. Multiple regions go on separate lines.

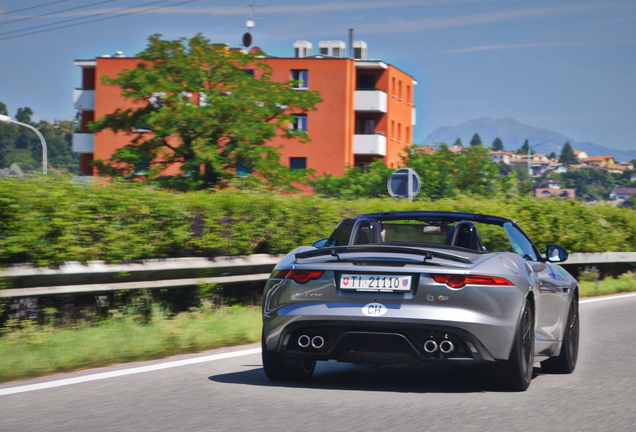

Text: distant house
xmin=547 ymin=162 xmax=570 ymax=173
xmin=582 ymin=155 xmax=615 ymax=166
xmin=609 ymin=188 xmax=636 ymax=201
xmin=534 ymin=188 xmax=576 ymax=199
xmin=604 ymin=164 xmax=632 ymax=174
xmin=488 ymin=150 xmax=515 ymax=164
xmin=544 ymin=179 xmax=562 ymax=189
xmin=448 ymin=144 xmax=465 ymax=153
xmin=573 ymin=150 xmax=589 ymax=161
xmin=510 ymin=153 xmax=551 ymax=176
xmin=414 ymin=145 xmax=435 ymax=156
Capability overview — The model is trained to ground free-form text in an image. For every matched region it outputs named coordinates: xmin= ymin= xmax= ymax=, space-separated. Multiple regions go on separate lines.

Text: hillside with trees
xmin=0 ymin=102 xmax=78 ymax=173
xmin=423 ymin=117 xmax=636 ymax=162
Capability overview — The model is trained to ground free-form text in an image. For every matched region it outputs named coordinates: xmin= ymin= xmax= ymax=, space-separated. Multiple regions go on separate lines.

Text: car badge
xmin=427 ymin=294 xmax=435 ymax=302
xmin=438 ymin=295 xmax=450 ymax=302
xmin=362 ymin=303 xmax=387 ymax=316
xmin=342 ymin=277 xmax=350 ymax=286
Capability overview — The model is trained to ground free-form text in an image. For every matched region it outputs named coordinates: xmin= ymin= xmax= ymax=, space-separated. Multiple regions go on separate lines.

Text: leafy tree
xmin=549 ymin=151 xmax=557 ymax=160
xmin=0 ymin=102 xmax=7 ymax=116
xmin=90 ymin=33 xmax=322 ymax=191
xmin=492 ymin=137 xmax=504 ymax=151
xmin=469 ymin=133 xmax=482 ymax=147
xmin=453 ymin=138 xmax=463 ymax=147
xmin=311 ymin=159 xmax=393 ymax=198
xmin=312 ymin=143 xmax=517 ymax=200
xmin=559 ymin=141 xmax=579 ymax=165
xmin=558 ymin=168 xmax=619 ymax=201
xmin=518 ymin=139 xmax=530 ymax=155
xmin=15 ymin=107 xmax=33 ymax=123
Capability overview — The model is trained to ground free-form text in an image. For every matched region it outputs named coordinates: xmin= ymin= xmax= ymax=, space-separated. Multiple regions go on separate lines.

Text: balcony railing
xmin=354 ymin=89 xmax=387 ymax=113
xmin=73 ymin=88 xmax=95 ymax=111
xmin=354 ymin=133 xmax=387 ymax=156
xmin=72 ymin=132 xmax=94 ymax=153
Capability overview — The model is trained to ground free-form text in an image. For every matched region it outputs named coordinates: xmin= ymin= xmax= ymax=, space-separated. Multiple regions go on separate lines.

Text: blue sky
xmin=0 ymin=0 xmax=634 ymax=150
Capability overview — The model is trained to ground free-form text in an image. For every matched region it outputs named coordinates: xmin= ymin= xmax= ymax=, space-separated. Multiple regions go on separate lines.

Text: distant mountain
xmin=421 ymin=117 xmax=636 ymax=162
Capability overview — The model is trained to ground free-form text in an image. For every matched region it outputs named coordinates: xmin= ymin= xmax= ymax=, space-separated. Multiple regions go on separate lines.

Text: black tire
xmin=500 ymin=299 xmax=535 ymax=391
xmin=261 ymin=337 xmax=316 ymax=382
xmin=541 ymin=297 xmax=579 ymax=374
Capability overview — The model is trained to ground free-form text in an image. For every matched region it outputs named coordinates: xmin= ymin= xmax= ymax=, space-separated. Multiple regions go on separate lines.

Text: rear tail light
xmin=430 ymin=274 xmax=514 ymax=289
xmin=271 ymin=269 xmax=325 ymax=284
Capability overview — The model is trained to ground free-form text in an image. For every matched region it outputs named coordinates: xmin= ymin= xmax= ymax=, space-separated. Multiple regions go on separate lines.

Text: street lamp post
xmin=0 ymin=114 xmax=47 ymax=174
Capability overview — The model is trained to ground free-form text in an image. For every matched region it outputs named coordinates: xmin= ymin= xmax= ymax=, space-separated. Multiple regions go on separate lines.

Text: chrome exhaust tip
xmin=311 ymin=335 xmax=325 ymax=349
xmin=424 ymin=339 xmax=438 ymax=353
xmin=298 ymin=335 xmax=311 ymax=348
xmin=440 ymin=340 xmax=454 ymax=355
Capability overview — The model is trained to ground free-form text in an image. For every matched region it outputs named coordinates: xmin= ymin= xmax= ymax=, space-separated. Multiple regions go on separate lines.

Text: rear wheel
xmin=261 ymin=337 xmax=316 ymax=382
xmin=500 ymin=299 xmax=535 ymax=391
xmin=541 ymin=297 xmax=579 ymax=374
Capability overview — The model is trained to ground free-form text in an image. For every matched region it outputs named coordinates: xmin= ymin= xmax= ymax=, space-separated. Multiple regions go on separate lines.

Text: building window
xmin=356 ymin=118 xmax=376 ymax=134
xmin=134 ymin=161 xmax=151 ymax=176
xmin=291 ymin=114 xmax=307 ymax=131
xmin=291 ymin=70 xmax=308 ymax=89
xmin=357 ymin=74 xmax=376 ymax=89
xmin=236 ymin=157 xmax=251 ymax=176
xmin=242 ymin=69 xmax=254 ymax=75
xmin=290 ymin=157 xmax=307 ymax=170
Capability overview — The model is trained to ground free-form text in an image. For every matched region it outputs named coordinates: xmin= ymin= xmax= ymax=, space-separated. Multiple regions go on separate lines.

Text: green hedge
xmin=1 ymin=176 xmax=635 ymax=267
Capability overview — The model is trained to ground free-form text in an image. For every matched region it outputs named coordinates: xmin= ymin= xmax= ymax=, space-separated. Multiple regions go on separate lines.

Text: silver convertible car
xmin=261 ymin=211 xmax=579 ymax=391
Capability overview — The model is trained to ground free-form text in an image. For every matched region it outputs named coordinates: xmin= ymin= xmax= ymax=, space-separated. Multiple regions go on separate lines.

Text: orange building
xmin=72 ymin=41 xmax=417 ymax=177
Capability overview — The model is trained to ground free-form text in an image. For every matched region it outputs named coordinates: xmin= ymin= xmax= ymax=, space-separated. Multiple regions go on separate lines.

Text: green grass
xmin=579 ymin=272 xmax=636 ymax=297
xmin=0 ymin=304 xmax=261 ymax=384
xmin=2 ymin=272 xmax=636 ymax=384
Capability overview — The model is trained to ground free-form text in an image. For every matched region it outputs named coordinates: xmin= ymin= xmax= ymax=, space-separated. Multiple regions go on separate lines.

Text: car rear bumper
xmin=263 ymin=318 xmax=500 ymax=365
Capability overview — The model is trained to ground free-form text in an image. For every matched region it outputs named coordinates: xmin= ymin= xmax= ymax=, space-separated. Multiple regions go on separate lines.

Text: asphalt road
xmin=1 ymin=294 xmax=635 ymax=432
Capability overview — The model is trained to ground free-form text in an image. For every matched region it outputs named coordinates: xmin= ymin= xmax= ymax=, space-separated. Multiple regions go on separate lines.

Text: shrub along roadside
xmin=2 ymin=176 xmax=636 ymax=267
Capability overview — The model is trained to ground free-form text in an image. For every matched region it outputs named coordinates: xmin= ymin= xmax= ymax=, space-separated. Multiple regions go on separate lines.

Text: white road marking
xmin=0 ymin=347 xmax=262 ymax=397
xmin=580 ymin=292 xmax=636 ymax=304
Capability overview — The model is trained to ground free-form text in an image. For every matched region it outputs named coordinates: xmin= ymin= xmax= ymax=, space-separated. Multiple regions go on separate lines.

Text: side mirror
xmin=546 ymin=244 xmax=568 ymax=263
xmin=312 ymin=238 xmax=335 ymax=248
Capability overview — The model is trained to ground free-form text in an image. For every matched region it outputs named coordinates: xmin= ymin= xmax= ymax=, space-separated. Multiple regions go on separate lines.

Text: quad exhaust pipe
xmin=423 ymin=339 xmax=438 ymax=353
xmin=440 ymin=340 xmax=454 ymax=355
xmin=311 ymin=336 xmax=325 ymax=349
xmin=297 ymin=335 xmax=325 ymax=350
xmin=298 ymin=335 xmax=311 ymax=348
xmin=424 ymin=338 xmax=455 ymax=356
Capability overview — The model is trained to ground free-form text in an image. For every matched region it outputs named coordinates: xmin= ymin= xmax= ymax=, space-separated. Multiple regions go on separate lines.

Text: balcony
xmin=73 ymin=89 xmax=95 ymax=111
xmin=354 ymin=133 xmax=387 ymax=156
xmin=72 ymin=132 xmax=94 ymax=153
xmin=354 ymin=89 xmax=387 ymax=113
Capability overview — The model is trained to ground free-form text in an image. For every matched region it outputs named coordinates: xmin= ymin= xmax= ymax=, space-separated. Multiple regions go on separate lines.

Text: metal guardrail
xmin=0 ymin=255 xmax=283 ymax=298
xmin=0 ymin=252 xmax=635 ymax=299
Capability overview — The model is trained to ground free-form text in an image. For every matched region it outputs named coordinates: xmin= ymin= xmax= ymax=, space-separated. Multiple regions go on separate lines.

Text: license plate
xmin=340 ymin=274 xmax=412 ymax=292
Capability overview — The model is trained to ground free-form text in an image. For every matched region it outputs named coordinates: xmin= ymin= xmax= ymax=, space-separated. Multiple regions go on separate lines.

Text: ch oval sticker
xmin=362 ymin=303 xmax=387 ymax=317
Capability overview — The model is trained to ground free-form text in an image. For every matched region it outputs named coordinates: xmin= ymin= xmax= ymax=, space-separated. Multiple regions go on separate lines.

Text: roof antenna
xmin=241 ymin=2 xmax=263 ymax=48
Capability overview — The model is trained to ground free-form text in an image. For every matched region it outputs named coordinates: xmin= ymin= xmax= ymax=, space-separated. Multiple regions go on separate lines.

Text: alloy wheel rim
xmin=522 ymin=308 xmax=534 ymax=379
